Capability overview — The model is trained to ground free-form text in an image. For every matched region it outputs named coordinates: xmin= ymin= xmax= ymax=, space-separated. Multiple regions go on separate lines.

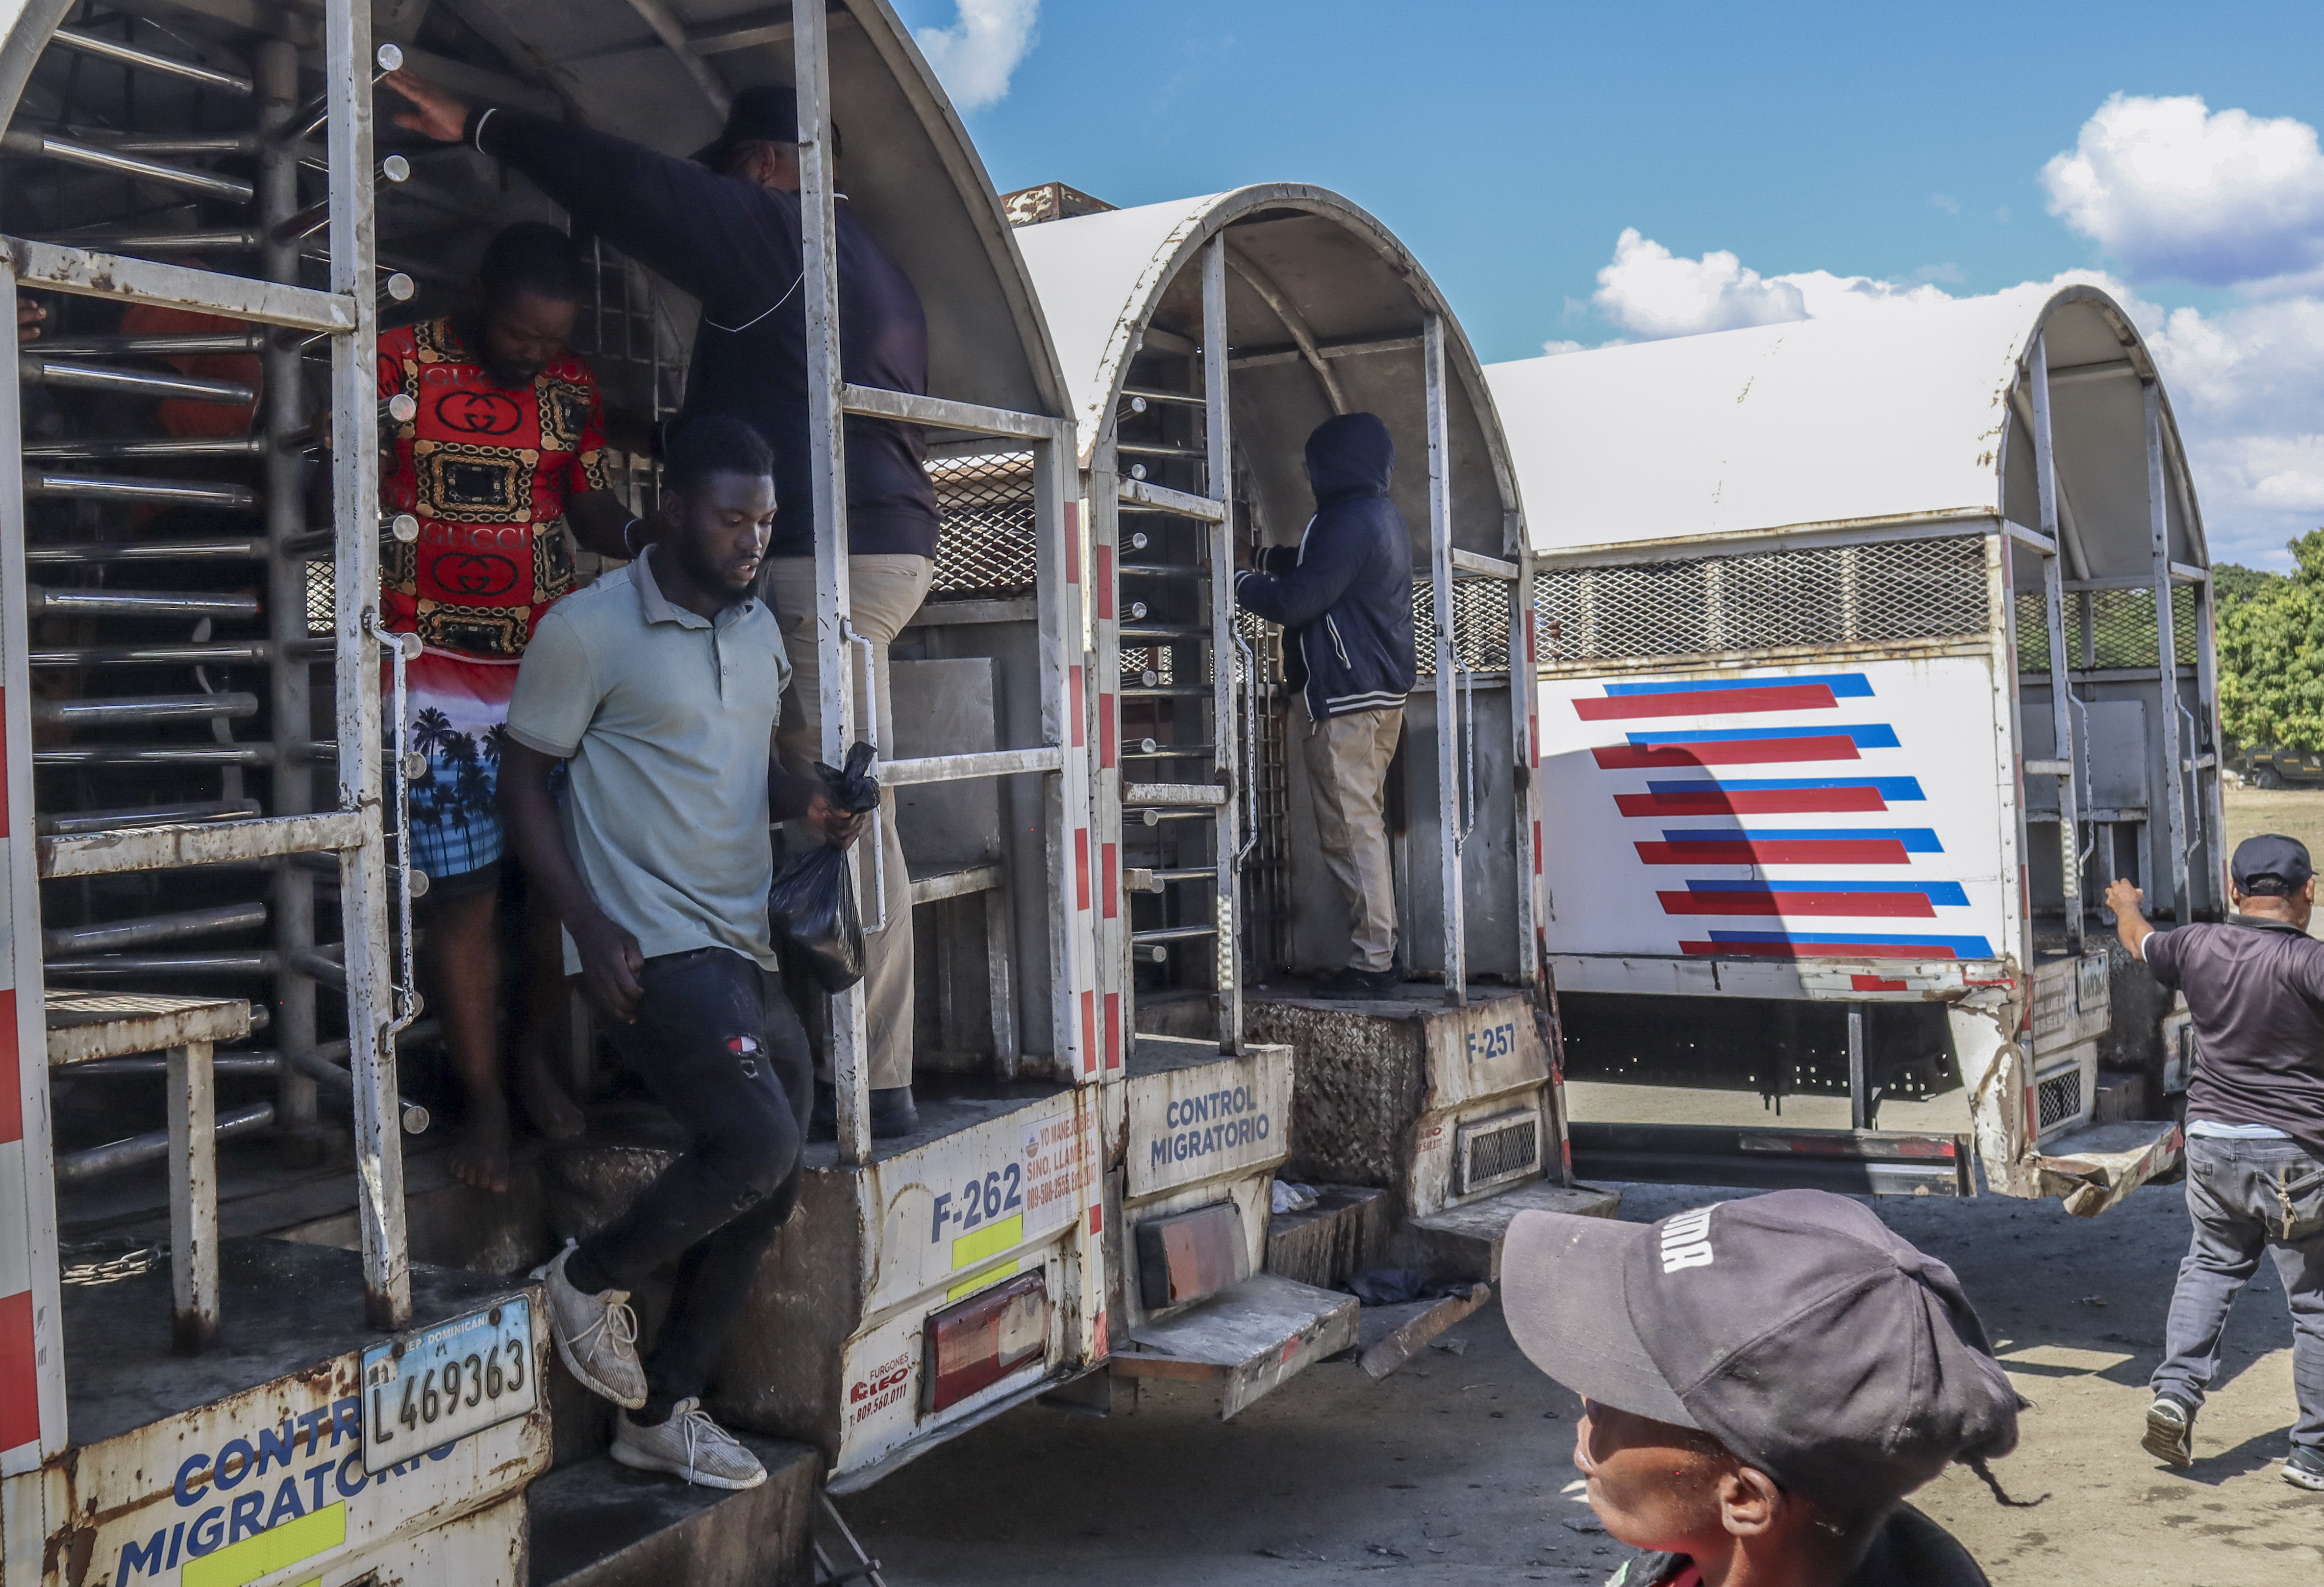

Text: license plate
xmin=360 ymin=1297 xmax=535 ymax=1472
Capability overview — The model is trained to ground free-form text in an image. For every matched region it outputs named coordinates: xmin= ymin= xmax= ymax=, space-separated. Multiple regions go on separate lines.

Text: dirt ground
xmin=855 ymin=1178 xmax=2324 ymax=1587
xmin=849 ymin=788 xmax=2324 ymax=1584
xmin=2223 ymin=782 xmax=2324 ymax=858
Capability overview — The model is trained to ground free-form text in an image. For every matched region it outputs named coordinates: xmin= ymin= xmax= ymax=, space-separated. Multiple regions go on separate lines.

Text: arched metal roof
xmin=1014 ymin=185 xmax=1520 ymax=557
xmin=1486 ymin=285 xmax=2205 ymax=579
xmin=0 ymin=0 xmax=1067 ymax=422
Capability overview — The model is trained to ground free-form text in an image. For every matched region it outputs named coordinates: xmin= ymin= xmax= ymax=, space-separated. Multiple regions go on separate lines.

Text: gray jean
xmin=2152 ymin=1134 xmax=2324 ymax=1451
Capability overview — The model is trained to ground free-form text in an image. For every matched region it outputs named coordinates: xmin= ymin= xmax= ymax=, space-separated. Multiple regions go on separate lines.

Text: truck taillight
xmin=922 ymin=1271 xmax=1048 ymax=1414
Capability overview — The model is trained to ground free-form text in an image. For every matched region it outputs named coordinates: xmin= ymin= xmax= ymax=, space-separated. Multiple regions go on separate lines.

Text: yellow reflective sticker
xmin=182 ymin=1502 xmax=346 ymax=1587
xmin=947 ymin=1260 xmax=1020 ymax=1302
xmin=950 ymin=1213 xmax=1024 ymax=1270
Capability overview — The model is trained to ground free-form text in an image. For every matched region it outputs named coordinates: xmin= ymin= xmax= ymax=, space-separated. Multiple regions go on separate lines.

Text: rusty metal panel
xmin=30 ymin=1307 xmax=545 ymax=1587
xmin=38 ymin=813 xmax=365 ymax=879
xmin=44 ymin=992 xmax=250 ymax=1067
xmin=1124 ymin=1042 xmax=1291 ymax=1200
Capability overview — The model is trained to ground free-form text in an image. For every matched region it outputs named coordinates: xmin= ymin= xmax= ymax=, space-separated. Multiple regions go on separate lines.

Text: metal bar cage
xmin=1 ymin=0 xmax=412 ymax=1456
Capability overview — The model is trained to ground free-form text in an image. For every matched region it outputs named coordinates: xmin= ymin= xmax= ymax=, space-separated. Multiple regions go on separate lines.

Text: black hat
xmin=2232 ymin=833 xmax=2314 ymax=897
xmin=1503 ymin=1190 xmax=2022 ymax=1513
xmin=691 ymin=85 xmax=840 ymax=168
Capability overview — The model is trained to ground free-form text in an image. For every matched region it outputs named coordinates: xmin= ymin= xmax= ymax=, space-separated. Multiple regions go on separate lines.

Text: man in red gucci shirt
xmin=378 ymin=223 xmax=632 ymax=1190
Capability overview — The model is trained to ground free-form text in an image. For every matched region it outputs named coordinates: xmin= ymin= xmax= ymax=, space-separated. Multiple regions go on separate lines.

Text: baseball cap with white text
xmin=1502 ymin=1189 xmax=2023 ymax=1513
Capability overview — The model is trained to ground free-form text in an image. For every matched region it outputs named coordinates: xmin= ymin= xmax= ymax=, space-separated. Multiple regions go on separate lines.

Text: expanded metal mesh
xmin=2015 ymin=585 xmax=2199 ymax=674
xmin=2016 ymin=592 xmax=2049 ymax=672
xmin=1119 ymin=645 xmax=1176 ymax=685
xmin=2037 ymin=1066 xmax=2085 ymax=1132
xmin=308 ymin=559 xmax=335 ymax=636
xmin=1463 ymin=1116 xmax=1541 ymax=1189
xmin=1537 ymin=535 xmax=1991 ymax=666
xmin=1413 ymin=575 xmax=1515 ymax=673
xmin=929 ymin=452 xmax=1037 ymax=598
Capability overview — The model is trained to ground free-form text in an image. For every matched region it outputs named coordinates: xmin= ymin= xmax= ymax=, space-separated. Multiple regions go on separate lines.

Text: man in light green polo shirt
xmin=500 ymin=416 xmax=861 ymax=1490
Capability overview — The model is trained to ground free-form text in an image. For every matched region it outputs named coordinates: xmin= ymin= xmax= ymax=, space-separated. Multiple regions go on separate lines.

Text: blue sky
xmin=895 ymin=0 xmax=2324 ymax=569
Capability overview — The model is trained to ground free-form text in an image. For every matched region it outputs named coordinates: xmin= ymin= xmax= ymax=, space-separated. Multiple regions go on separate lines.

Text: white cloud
xmin=2042 ymin=93 xmax=2324 ymax=290
xmin=1587 ymin=228 xmax=1956 ymax=340
xmin=914 ymin=0 xmax=1040 ymax=113
xmin=1574 ymin=222 xmax=2324 ymax=567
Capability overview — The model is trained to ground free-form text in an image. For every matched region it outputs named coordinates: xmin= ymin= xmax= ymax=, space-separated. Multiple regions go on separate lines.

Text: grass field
xmin=2223 ymin=783 xmax=2324 ymax=858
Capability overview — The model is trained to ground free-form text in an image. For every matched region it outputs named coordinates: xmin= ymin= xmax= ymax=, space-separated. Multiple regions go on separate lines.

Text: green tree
xmin=2219 ymin=530 xmax=2324 ymax=752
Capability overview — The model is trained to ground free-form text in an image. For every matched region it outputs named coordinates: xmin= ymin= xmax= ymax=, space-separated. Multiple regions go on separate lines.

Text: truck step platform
xmin=527 ymin=1437 xmax=822 ymax=1587
xmin=1405 ymin=1180 xmax=1622 ymax=1283
xmin=1355 ymin=1281 xmax=1492 ymax=1380
xmin=1110 ymin=1272 xmax=1359 ymax=1419
xmin=1265 ymin=1184 xmax=1390 ymax=1289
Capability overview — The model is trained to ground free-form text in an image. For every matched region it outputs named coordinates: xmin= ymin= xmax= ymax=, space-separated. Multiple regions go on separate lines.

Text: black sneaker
xmin=810 ymin=1082 xmax=920 ymax=1140
xmin=2144 ymin=1393 xmax=2195 ymax=1468
xmin=1313 ymin=967 xmax=1401 ymax=1001
xmin=869 ymin=1086 xmax=920 ymax=1139
xmin=2285 ymin=1446 xmax=2324 ymax=1491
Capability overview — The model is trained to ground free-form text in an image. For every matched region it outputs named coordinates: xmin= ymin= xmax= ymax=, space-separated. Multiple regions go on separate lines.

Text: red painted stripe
xmin=1681 ymin=940 xmax=1960 ymax=960
xmin=0 ymin=990 xmax=18 ymax=1145
xmin=1853 ymin=974 xmax=1911 ymax=991
xmin=1075 ymin=829 xmax=1091 ymax=912
xmin=1102 ymin=842 xmax=1118 ymax=920
xmin=1088 ymin=1204 xmax=1103 ymax=1236
xmin=1615 ymin=787 xmax=1886 ymax=817
xmin=1656 ymin=890 xmax=1936 ymax=917
xmin=1104 ymin=991 xmax=1121 ymax=1069
xmin=1095 ymin=543 xmax=1114 ymax=619
xmin=1080 ymin=989 xmax=1097 ymax=1072
xmin=0 ymin=1290 xmax=35 ymax=1451
xmin=1635 ymin=839 xmax=1911 ymax=866
xmin=1574 ymin=684 xmax=1837 ymax=720
xmin=1070 ymin=665 xmax=1086 ymax=749
xmin=1099 ymin=693 xmax=1116 ymax=771
xmin=1592 ymin=736 xmax=1860 ymax=769
xmin=1532 ymin=822 xmax=1543 ymax=875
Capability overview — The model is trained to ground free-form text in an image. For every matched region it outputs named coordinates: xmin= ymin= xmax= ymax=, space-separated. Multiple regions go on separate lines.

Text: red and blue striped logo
xmin=1574 ymin=673 xmax=1992 ymax=961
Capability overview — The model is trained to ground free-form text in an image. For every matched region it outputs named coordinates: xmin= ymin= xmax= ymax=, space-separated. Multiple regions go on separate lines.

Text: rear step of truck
xmin=526 ymin=1436 xmax=822 ymax=1587
xmin=1406 ymin=1179 xmax=1624 ymax=1282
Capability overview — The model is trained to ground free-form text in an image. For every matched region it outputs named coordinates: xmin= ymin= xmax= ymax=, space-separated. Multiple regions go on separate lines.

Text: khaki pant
xmin=764 ymin=555 xmax=932 ymax=1091
xmin=1301 ymin=702 xmax=1402 ymax=973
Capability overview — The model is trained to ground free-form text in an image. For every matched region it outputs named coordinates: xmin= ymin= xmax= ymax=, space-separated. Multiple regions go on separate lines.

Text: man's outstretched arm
xmin=2105 ymin=877 xmax=2155 ymax=958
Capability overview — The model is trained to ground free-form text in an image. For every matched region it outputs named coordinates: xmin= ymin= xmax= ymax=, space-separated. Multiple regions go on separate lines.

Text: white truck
xmin=1487 ymin=285 xmax=2203 ymax=1214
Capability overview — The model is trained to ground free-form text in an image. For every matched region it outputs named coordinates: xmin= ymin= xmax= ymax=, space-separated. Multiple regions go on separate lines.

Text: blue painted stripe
xmin=1706 ymin=928 xmax=1997 ymax=957
xmin=1625 ymin=724 xmax=1900 ymax=748
xmin=1605 ymin=674 xmax=1874 ymax=698
xmin=1686 ymin=879 xmax=1971 ymax=906
xmin=1645 ymin=776 xmax=1927 ymax=800
xmin=1659 ymin=828 xmax=1942 ymax=852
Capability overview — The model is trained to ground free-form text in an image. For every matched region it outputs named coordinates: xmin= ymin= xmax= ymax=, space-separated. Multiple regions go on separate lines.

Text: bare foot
xmin=512 ymin=1050 xmax=586 ymax=1142
xmin=450 ymin=1101 xmax=513 ymax=1193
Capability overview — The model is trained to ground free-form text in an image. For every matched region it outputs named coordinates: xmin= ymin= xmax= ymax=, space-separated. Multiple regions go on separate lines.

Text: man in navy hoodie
xmin=1235 ymin=413 xmax=1418 ymax=999
xmin=385 ymin=71 xmax=932 ymax=1138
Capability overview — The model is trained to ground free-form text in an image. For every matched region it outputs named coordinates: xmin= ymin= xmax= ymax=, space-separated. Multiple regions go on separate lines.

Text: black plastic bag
xmin=768 ymin=742 xmax=880 ymax=993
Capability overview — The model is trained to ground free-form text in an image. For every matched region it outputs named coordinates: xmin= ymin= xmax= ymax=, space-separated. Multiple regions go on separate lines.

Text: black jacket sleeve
xmin=1234 ymin=517 xmax=1363 ymax=629
xmin=465 ymin=106 xmax=801 ymax=321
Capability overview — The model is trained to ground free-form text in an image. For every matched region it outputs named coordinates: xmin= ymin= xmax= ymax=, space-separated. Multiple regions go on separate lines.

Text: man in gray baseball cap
xmin=1504 ymin=1190 xmax=2029 ymax=1587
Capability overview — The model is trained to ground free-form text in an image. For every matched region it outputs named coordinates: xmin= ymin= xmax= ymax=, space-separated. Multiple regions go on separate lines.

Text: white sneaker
xmin=530 ymin=1241 xmax=648 ymax=1410
xmin=611 ymin=1399 xmax=768 ymax=1490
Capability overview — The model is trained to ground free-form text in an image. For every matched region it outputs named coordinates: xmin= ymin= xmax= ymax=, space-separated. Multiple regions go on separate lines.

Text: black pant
xmin=570 ymin=947 xmax=812 ymax=1416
